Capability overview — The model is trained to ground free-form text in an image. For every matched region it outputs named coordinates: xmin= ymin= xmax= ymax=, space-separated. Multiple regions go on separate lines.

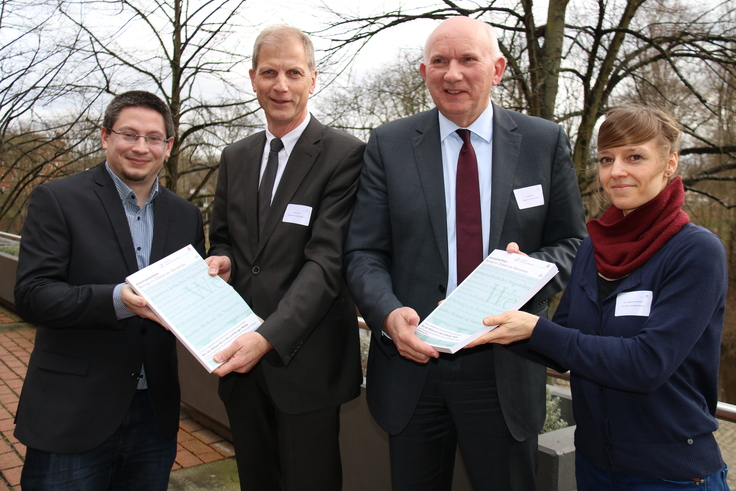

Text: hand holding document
xmin=126 ymin=245 xmax=262 ymax=372
xmin=415 ymin=249 xmax=558 ymax=353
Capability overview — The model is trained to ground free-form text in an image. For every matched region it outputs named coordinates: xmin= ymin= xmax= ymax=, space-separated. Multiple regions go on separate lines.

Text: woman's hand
xmin=465 ymin=311 xmax=540 ymax=348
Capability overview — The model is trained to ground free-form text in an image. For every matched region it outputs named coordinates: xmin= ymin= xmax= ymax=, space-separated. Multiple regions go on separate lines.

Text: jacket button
xmin=252 ymin=266 xmax=260 ymax=274
xmin=687 ymin=438 xmax=693 ymax=445
xmin=131 ymin=373 xmax=139 ymax=380
xmin=141 ymin=327 xmax=147 ymax=334
xmin=439 ymin=285 xmax=446 ymax=293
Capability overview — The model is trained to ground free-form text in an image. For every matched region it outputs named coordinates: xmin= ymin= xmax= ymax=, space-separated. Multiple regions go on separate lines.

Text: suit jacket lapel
xmin=92 ymin=164 xmax=139 ymax=274
xmin=150 ymin=187 xmax=169 ymax=262
xmin=256 ymin=117 xmax=321 ymax=256
xmin=244 ymin=134 xmax=266 ymax=255
xmin=490 ymin=103 xmax=522 ymax=251
xmin=413 ymin=109 xmax=449 ymax=274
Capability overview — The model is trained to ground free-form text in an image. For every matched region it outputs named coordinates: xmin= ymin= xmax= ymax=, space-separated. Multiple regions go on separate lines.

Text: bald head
xmin=423 ymin=17 xmax=501 ymax=64
xmin=419 ymin=16 xmax=506 ymax=127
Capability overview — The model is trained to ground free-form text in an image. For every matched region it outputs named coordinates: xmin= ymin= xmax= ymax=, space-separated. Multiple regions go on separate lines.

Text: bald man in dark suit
xmin=344 ymin=16 xmax=587 ymax=491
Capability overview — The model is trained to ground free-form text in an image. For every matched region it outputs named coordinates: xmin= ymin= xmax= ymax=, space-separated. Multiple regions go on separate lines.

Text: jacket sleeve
xmin=343 ymin=130 xmax=404 ymax=353
xmin=530 ymin=230 xmax=727 ymax=394
xmin=14 ymin=184 xmax=119 ymax=329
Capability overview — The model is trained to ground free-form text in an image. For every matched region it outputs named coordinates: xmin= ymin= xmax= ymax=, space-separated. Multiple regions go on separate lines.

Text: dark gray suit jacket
xmin=14 ymin=163 xmax=205 ymax=453
xmin=209 ymin=116 xmax=364 ymax=413
xmin=344 ymin=104 xmax=587 ymax=439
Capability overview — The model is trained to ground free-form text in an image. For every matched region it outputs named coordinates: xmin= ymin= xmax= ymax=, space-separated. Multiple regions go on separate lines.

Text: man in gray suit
xmin=206 ymin=25 xmax=363 ymax=490
xmin=344 ymin=16 xmax=587 ymax=490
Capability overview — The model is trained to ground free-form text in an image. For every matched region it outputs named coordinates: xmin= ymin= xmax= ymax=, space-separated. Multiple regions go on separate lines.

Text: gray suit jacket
xmin=344 ymin=104 xmax=587 ymax=439
xmin=209 ymin=116 xmax=364 ymax=413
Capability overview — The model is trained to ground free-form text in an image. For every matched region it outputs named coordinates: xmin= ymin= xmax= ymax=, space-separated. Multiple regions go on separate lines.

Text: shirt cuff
xmin=113 ymin=283 xmax=135 ymax=320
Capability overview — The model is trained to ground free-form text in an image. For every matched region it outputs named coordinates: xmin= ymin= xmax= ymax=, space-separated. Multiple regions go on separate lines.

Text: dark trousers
xmin=389 ymin=349 xmax=537 ymax=491
xmin=576 ymin=453 xmax=730 ymax=491
xmin=21 ymin=390 xmax=176 ymax=491
xmin=224 ymin=368 xmax=342 ymax=491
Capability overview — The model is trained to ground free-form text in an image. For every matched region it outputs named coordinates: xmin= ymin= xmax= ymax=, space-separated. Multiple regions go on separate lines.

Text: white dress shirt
xmin=438 ymin=103 xmax=494 ymax=294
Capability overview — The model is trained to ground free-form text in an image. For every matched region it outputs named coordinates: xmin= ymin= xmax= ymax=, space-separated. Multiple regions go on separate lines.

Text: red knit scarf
xmin=586 ymin=176 xmax=690 ymax=280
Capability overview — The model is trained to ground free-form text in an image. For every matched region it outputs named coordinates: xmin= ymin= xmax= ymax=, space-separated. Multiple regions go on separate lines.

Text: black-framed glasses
xmin=105 ymin=128 xmax=173 ymax=148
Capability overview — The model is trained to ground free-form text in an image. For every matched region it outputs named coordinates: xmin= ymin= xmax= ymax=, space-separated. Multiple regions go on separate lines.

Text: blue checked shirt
xmin=107 ymin=162 xmax=158 ymax=389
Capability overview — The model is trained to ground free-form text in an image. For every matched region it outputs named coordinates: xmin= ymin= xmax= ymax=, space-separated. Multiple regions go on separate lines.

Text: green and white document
xmin=416 ymin=249 xmax=558 ymax=354
xmin=126 ymin=245 xmax=261 ymax=372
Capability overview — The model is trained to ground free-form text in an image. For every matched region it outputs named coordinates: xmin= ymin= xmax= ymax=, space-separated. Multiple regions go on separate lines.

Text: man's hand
xmin=212 ymin=331 xmax=273 ymax=377
xmin=465 ymin=311 xmax=539 ymax=348
xmin=205 ymin=255 xmax=232 ymax=282
xmin=383 ymin=307 xmax=439 ymax=363
xmin=121 ymin=284 xmax=166 ymax=327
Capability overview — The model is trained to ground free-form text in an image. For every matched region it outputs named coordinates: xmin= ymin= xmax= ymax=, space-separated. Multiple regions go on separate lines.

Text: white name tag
xmin=615 ymin=291 xmax=653 ymax=317
xmin=282 ymin=204 xmax=312 ymax=226
xmin=513 ymin=184 xmax=544 ymax=209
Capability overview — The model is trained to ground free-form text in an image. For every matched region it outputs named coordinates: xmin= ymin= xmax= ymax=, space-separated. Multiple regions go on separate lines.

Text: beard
xmin=122 ymin=169 xmax=148 ymax=182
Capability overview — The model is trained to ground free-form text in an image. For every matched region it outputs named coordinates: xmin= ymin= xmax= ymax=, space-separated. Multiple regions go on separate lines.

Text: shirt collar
xmin=265 ymin=112 xmax=311 ymax=157
xmin=438 ymin=102 xmax=494 ymax=144
xmin=104 ymin=161 xmax=159 ymax=205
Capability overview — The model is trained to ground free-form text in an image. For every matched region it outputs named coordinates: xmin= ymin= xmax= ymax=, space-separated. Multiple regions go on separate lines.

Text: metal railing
xmin=0 ymin=231 xmax=20 ymax=245
xmin=547 ymin=369 xmax=736 ymax=424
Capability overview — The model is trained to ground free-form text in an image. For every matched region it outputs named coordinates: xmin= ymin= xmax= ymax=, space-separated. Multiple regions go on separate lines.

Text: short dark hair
xmin=102 ymin=91 xmax=175 ymax=138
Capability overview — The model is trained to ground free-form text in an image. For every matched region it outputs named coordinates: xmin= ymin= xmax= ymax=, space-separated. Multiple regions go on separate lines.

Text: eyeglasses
xmin=105 ymin=128 xmax=173 ymax=148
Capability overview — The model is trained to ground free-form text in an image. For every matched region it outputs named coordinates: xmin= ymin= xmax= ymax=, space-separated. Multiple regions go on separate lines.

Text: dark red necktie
xmin=456 ymin=129 xmax=482 ymax=283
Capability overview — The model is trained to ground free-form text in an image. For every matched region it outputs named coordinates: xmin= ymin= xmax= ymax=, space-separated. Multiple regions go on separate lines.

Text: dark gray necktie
xmin=258 ymin=137 xmax=284 ymax=234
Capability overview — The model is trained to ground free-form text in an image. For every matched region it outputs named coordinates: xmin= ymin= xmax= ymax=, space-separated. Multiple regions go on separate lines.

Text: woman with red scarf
xmin=471 ymin=105 xmax=729 ymax=489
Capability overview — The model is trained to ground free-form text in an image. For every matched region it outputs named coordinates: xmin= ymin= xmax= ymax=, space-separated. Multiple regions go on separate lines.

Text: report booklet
xmin=126 ymin=245 xmax=261 ymax=372
xmin=416 ymin=249 xmax=558 ymax=354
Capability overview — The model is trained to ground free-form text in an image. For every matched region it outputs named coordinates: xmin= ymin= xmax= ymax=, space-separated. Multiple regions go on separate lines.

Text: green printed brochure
xmin=416 ymin=249 xmax=558 ymax=353
xmin=126 ymin=245 xmax=261 ymax=372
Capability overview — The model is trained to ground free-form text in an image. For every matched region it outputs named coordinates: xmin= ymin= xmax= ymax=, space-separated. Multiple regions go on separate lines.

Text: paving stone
xmin=191 ymin=429 xmax=223 ymax=444
xmin=0 ymin=453 xmax=22 ymax=471
xmin=180 ymin=438 xmax=212 ymax=456
xmin=196 ymin=451 xmax=226 ymax=464
xmin=177 ymin=431 xmax=195 ymax=443
xmin=1 ymin=466 xmax=21 ymax=487
xmin=210 ymin=440 xmax=236 ymax=458
xmin=178 ymin=418 xmax=204 ymax=433
xmin=176 ymin=448 xmax=204 ymax=469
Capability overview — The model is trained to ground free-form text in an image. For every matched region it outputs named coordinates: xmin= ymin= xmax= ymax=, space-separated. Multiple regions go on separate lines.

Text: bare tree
xmin=317 ymin=52 xmax=432 ymax=140
xmin=57 ymin=0 xmax=261 ymax=197
xmin=317 ymin=0 xmax=736 ymax=207
xmin=0 ymin=1 xmax=104 ymax=232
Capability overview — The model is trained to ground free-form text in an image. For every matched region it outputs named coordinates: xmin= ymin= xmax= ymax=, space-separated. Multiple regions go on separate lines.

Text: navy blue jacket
xmin=530 ymin=223 xmax=726 ymax=479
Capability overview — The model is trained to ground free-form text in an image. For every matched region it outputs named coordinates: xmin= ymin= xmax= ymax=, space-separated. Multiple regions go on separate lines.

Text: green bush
xmin=542 ymin=387 xmax=568 ymax=433
xmin=0 ymin=244 xmax=19 ymax=257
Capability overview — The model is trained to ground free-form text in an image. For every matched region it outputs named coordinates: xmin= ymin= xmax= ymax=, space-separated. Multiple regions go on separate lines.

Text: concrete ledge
xmin=537 ymin=425 xmax=576 ymax=491
xmin=0 ymin=252 xmax=17 ymax=309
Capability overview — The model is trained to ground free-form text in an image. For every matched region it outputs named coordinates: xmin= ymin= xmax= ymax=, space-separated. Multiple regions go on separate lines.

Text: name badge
xmin=282 ymin=204 xmax=312 ymax=226
xmin=615 ymin=291 xmax=652 ymax=317
xmin=513 ymin=184 xmax=544 ymax=209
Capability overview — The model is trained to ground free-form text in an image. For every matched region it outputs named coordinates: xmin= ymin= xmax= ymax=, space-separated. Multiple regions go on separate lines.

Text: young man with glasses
xmin=14 ymin=90 xmax=205 ymax=490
